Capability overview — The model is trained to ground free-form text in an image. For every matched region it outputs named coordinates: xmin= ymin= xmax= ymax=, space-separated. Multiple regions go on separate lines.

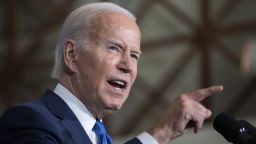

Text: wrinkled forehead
xmin=88 ymin=12 xmax=141 ymax=50
xmin=89 ymin=12 xmax=140 ymax=36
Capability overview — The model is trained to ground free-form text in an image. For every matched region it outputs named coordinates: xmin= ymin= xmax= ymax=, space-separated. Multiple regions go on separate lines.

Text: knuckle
xmin=180 ymin=99 xmax=188 ymax=110
xmin=180 ymin=102 xmax=190 ymax=116
xmin=179 ymin=94 xmax=188 ymax=102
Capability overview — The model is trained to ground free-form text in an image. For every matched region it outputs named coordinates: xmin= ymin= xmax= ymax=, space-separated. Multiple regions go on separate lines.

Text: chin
xmin=105 ymin=102 xmax=123 ymax=111
xmin=101 ymin=103 xmax=123 ymax=118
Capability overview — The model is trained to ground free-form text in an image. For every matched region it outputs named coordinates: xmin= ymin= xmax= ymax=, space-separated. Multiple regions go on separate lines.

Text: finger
xmin=192 ymin=112 xmax=209 ymax=133
xmin=191 ymin=102 xmax=212 ymax=119
xmin=184 ymin=119 xmax=201 ymax=133
xmin=192 ymin=102 xmax=212 ymax=117
xmin=194 ymin=119 xmax=203 ymax=133
xmin=193 ymin=111 xmax=210 ymax=133
xmin=185 ymin=115 xmax=206 ymax=133
xmin=186 ymin=103 xmax=212 ymax=133
xmin=186 ymin=85 xmax=223 ymax=102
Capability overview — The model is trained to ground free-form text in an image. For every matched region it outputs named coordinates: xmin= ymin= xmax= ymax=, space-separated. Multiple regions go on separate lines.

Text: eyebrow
xmin=109 ymin=41 xmax=142 ymax=55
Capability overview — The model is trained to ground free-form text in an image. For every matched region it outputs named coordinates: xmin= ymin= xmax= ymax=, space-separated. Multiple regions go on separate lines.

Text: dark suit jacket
xmin=0 ymin=89 xmax=142 ymax=144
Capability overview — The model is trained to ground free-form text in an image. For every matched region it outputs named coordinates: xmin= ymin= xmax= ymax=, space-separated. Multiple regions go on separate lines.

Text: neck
xmin=58 ymin=73 xmax=109 ymax=119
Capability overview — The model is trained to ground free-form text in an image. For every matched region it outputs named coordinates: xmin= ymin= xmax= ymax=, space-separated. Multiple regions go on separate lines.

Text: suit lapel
xmin=41 ymin=89 xmax=92 ymax=144
xmin=60 ymin=118 xmax=92 ymax=144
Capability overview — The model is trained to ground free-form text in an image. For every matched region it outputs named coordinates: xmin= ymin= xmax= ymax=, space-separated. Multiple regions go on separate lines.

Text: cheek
xmin=101 ymin=55 xmax=120 ymax=72
xmin=76 ymin=59 xmax=100 ymax=91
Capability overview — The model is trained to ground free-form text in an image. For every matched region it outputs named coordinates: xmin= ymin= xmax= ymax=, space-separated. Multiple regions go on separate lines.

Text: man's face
xmin=73 ymin=12 xmax=141 ymax=118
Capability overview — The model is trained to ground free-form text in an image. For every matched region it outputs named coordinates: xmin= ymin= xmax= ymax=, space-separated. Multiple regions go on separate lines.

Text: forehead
xmin=88 ymin=12 xmax=141 ymax=51
xmin=90 ymin=12 xmax=138 ymax=30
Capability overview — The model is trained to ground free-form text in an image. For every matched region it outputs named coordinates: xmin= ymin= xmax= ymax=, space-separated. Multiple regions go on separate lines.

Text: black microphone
xmin=240 ymin=120 xmax=256 ymax=136
xmin=213 ymin=112 xmax=253 ymax=144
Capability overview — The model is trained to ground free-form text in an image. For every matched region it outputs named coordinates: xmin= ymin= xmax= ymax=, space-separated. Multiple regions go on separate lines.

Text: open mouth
xmin=107 ymin=79 xmax=127 ymax=90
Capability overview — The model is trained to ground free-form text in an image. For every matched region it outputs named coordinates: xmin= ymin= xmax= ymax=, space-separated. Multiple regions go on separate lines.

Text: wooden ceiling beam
xmin=134 ymin=76 xmax=154 ymax=93
xmin=201 ymin=0 xmax=210 ymax=24
xmin=3 ymin=0 xmax=18 ymax=108
xmin=141 ymin=34 xmax=192 ymax=52
xmin=214 ymin=0 xmax=241 ymax=23
xmin=1 ymin=0 xmax=73 ymax=109
xmin=220 ymin=20 xmax=256 ymax=35
xmin=157 ymin=0 xmax=198 ymax=28
xmin=214 ymin=40 xmax=240 ymax=68
xmin=17 ymin=0 xmax=73 ymax=71
xmin=198 ymin=0 xmax=212 ymax=108
xmin=200 ymin=43 xmax=212 ymax=107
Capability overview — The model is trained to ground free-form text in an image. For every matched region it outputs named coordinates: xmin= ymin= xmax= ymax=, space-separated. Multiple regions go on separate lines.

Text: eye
xmin=108 ymin=46 xmax=121 ymax=52
xmin=130 ymin=53 xmax=139 ymax=61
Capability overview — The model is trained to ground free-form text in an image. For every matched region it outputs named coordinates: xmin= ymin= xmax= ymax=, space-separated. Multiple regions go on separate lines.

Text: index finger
xmin=186 ymin=85 xmax=223 ymax=102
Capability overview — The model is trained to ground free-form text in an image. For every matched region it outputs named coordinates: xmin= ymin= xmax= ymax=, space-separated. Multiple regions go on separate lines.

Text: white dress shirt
xmin=54 ymin=83 xmax=158 ymax=144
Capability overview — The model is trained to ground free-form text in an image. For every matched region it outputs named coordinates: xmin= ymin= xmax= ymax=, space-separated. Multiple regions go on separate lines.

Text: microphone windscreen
xmin=213 ymin=112 xmax=243 ymax=142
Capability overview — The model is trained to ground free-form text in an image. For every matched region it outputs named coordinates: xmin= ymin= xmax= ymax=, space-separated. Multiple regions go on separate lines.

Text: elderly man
xmin=0 ymin=2 xmax=223 ymax=144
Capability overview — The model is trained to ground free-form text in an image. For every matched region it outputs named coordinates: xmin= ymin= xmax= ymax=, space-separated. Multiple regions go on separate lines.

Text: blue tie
xmin=94 ymin=120 xmax=112 ymax=144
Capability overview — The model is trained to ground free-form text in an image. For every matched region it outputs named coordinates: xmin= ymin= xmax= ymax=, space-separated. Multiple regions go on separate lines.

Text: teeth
xmin=108 ymin=80 xmax=126 ymax=89
xmin=114 ymin=80 xmax=124 ymax=86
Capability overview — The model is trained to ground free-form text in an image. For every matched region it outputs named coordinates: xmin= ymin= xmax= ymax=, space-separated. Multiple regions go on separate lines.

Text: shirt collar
xmin=53 ymin=83 xmax=96 ymax=133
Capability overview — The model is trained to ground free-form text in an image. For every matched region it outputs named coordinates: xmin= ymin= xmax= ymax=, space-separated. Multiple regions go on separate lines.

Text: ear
xmin=63 ymin=39 xmax=78 ymax=75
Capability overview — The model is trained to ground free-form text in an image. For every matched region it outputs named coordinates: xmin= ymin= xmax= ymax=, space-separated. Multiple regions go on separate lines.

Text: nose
xmin=117 ymin=54 xmax=133 ymax=73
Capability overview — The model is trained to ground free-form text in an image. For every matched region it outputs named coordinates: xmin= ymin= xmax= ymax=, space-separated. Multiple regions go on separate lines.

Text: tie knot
xmin=94 ymin=120 xmax=107 ymax=135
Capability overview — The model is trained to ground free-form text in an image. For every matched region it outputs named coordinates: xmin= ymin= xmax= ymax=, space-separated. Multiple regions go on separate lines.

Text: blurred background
xmin=1 ymin=0 xmax=256 ymax=143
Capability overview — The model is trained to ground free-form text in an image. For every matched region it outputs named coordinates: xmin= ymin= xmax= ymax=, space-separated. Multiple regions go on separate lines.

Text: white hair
xmin=51 ymin=2 xmax=136 ymax=79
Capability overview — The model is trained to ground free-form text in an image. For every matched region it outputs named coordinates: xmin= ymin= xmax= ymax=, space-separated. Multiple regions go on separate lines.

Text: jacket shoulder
xmin=0 ymin=101 xmax=55 ymax=129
